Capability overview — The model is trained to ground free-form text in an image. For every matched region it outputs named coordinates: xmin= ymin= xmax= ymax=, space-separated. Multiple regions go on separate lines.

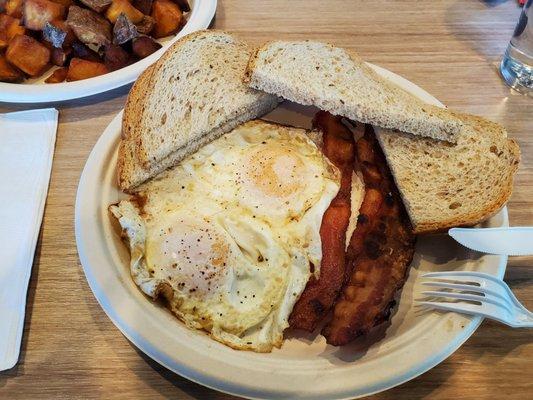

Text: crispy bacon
xmin=288 ymin=111 xmax=355 ymax=331
xmin=322 ymin=124 xmax=416 ymax=346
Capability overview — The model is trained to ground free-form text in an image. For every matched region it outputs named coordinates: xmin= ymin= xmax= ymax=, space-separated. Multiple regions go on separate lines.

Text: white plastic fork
xmin=419 ymin=271 xmax=533 ymax=328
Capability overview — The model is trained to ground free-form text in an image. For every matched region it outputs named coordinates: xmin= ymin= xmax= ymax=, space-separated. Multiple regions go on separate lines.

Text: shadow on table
xmin=130 ymin=343 xmax=239 ymax=400
xmin=0 ymin=232 xmax=44 ymax=386
xmin=0 ymin=83 xmax=131 ymax=123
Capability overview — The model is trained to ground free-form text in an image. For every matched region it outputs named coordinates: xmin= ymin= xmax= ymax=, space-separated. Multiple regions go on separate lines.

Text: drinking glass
xmin=500 ymin=0 xmax=533 ymax=95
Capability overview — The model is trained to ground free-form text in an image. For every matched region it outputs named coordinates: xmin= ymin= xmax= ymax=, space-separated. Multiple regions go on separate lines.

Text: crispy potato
xmin=103 ymin=43 xmax=130 ymax=70
xmin=66 ymin=57 xmax=108 ymax=80
xmin=106 ymin=0 xmax=143 ymax=24
xmin=134 ymin=14 xmax=153 ymax=34
xmin=173 ymin=0 xmax=189 ymax=12
xmin=23 ymin=0 xmax=65 ymax=31
xmin=131 ymin=35 xmax=160 ymax=58
xmin=71 ymin=40 xmax=101 ymax=62
xmin=67 ymin=5 xmax=111 ymax=47
xmin=6 ymin=34 xmax=50 ymax=76
xmin=43 ymin=20 xmax=75 ymax=48
xmin=0 ymin=14 xmax=25 ymax=49
xmin=5 ymin=0 xmax=23 ymax=18
xmin=44 ymin=66 xmax=67 ymax=82
xmin=79 ymin=0 xmax=111 ymax=13
xmin=131 ymin=0 xmax=151 ymax=14
xmin=113 ymin=13 xmax=138 ymax=44
xmin=151 ymin=0 xmax=182 ymax=39
xmin=0 ymin=54 xmax=24 ymax=82
xmin=50 ymin=46 xmax=71 ymax=65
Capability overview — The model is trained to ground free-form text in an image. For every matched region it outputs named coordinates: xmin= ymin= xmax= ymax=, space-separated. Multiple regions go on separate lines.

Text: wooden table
xmin=1 ymin=1 xmax=532 ymax=399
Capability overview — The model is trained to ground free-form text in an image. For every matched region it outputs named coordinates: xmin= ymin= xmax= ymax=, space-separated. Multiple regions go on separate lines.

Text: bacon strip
xmin=322 ymin=124 xmax=416 ymax=346
xmin=288 ymin=111 xmax=355 ymax=331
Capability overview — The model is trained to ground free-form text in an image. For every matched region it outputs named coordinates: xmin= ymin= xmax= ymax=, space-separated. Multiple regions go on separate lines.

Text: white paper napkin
xmin=0 ymin=109 xmax=58 ymax=371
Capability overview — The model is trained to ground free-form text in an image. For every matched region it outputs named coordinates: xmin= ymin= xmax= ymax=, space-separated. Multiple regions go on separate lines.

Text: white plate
xmin=0 ymin=0 xmax=217 ymax=103
xmin=75 ymin=64 xmax=508 ymax=400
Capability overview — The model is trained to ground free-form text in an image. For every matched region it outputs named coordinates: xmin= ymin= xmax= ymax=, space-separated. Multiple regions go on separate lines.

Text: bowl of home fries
xmin=0 ymin=0 xmax=216 ymax=102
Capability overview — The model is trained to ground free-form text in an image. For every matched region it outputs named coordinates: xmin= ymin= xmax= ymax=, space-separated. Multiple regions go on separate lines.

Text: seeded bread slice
xmin=244 ymin=40 xmax=463 ymax=143
xmin=131 ymin=30 xmax=279 ymax=171
xmin=117 ymin=30 xmax=280 ymax=191
xmin=375 ymin=113 xmax=520 ymax=234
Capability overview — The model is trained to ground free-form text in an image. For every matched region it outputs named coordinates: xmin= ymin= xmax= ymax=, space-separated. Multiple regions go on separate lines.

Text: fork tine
xmin=421 ymin=290 xmax=512 ymax=310
xmin=421 ymin=281 xmax=514 ymax=308
xmin=422 ymin=271 xmax=505 ymax=283
xmin=419 ymin=301 xmax=483 ymax=315
xmin=421 ymin=281 xmax=482 ymax=292
xmin=422 ymin=271 xmax=485 ymax=284
xmin=419 ymin=301 xmax=514 ymax=326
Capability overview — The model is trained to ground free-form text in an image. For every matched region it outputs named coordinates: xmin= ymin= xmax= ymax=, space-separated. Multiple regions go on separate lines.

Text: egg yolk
xmin=146 ymin=216 xmax=230 ymax=297
xmin=242 ymin=143 xmax=309 ymax=202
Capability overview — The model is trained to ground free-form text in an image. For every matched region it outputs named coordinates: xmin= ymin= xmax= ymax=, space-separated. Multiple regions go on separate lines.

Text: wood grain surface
xmin=1 ymin=1 xmax=532 ymax=399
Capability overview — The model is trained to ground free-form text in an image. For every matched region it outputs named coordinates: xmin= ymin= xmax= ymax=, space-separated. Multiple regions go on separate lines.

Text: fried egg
xmin=110 ymin=120 xmax=340 ymax=352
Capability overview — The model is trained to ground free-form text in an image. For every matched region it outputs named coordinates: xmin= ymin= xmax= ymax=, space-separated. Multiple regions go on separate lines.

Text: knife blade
xmin=448 ymin=227 xmax=533 ymax=256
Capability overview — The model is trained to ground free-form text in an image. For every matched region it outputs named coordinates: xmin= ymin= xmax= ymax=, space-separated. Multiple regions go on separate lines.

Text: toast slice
xmin=244 ymin=40 xmax=463 ymax=143
xmin=375 ymin=113 xmax=520 ymax=233
xmin=118 ymin=30 xmax=279 ymax=190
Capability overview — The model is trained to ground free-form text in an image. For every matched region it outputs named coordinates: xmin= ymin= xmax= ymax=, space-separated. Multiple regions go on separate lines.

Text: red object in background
xmin=519 ymin=0 xmax=525 ymax=6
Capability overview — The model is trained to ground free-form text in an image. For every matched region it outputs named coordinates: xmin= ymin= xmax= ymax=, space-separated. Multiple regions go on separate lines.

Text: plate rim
xmin=75 ymin=63 xmax=508 ymax=400
xmin=0 ymin=0 xmax=217 ymax=104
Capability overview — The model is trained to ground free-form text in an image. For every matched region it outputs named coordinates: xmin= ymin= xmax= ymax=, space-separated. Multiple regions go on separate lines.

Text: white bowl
xmin=0 ymin=0 xmax=217 ymax=103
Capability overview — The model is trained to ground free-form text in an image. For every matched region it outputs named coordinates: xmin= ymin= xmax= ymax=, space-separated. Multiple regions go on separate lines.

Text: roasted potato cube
xmin=6 ymin=34 xmax=50 ymax=76
xmin=23 ymin=0 xmax=65 ymax=31
xmin=113 ymin=12 xmax=138 ymax=44
xmin=132 ymin=35 xmax=160 ymax=58
xmin=0 ymin=14 xmax=25 ymax=49
xmin=67 ymin=5 xmax=111 ymax=47
xmin=50 ymin=46 xmax=71 ymax=65
xmin=135 ymin=14 xmax=153 ymax=34
xmin=79 ymin=0 xmax=111 ymax=13
xmin=151 ymin=0 xmax=182 ymax=39
xmin=5 ymin=0 xmax=23 ymax=18
xmin=0 ymin=54 xmax=24 ymax=82
xmin=131 ymin=0 xmax=151 ymax=14
xmin=103 ymin=43 xmax=130 ymax=70
xmin=173 ymin=0 xmax=189 ymax=12
xmin=44 ymin=66 xmax=67 ymax=82
xmin=106 ymin=0 xmax=143 ymax=24
xmin=71 ymin=40 xmax=101 ymax=62
xmin=43 ymin=20 xmax=74 ymax=48
xmin=66 ymin=57 xmax=108 ymax=80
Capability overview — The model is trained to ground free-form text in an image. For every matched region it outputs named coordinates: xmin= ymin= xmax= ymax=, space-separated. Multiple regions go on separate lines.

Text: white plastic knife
xmin=448 ymin=227 xmax=533 ymax=256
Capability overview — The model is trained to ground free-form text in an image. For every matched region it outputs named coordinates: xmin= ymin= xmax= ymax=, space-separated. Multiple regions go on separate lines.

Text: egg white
xmin=110 ymin=120 xmax=340 ymax=352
